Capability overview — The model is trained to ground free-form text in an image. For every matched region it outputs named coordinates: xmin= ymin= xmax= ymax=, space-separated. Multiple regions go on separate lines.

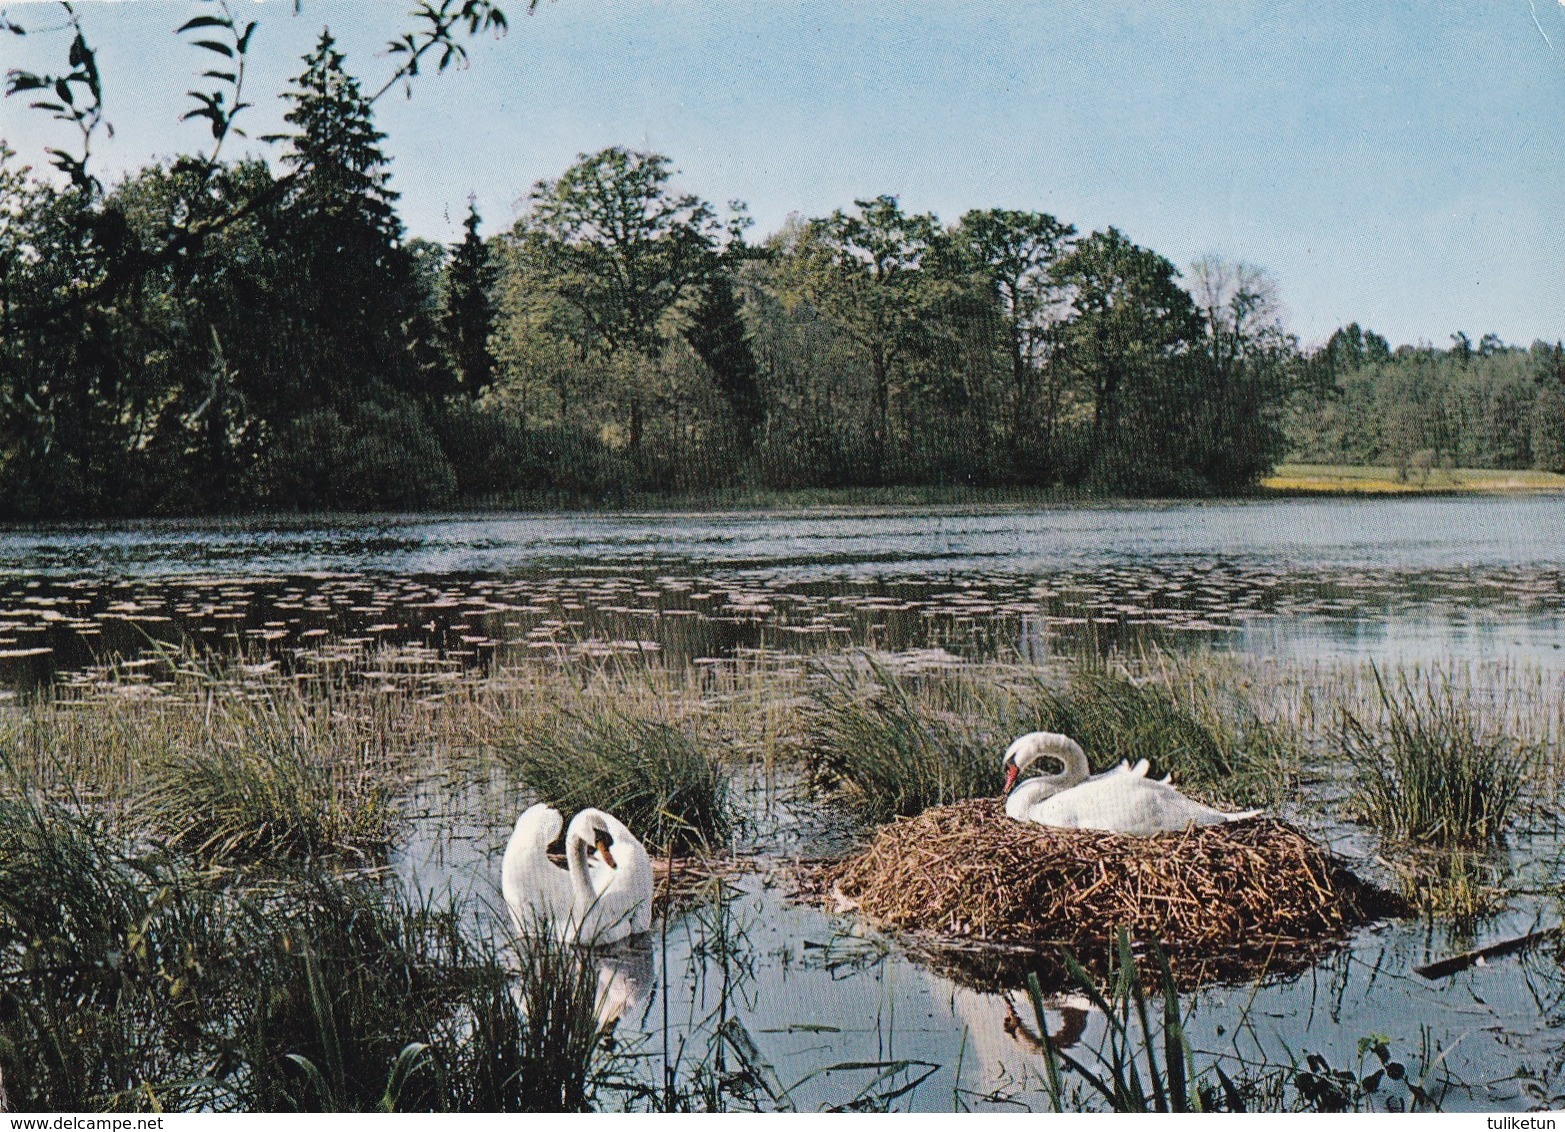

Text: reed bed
xmin=503 ymin=711 xmax=732 ymax=856
xmin=1343 ymin=668 xmax=1536 ymax=846
xmin=135 ymin=687 xmax=399 ymax=862
xmin=819 ymin=800 xmax=1402 ymax=983
xmin=805 ymin=659 xmax=1014 ymax=820
xmin=0 ymin=785 xmax=617 ymax=1112
xmin=806 ymin=654 xmax=1292 ymax=821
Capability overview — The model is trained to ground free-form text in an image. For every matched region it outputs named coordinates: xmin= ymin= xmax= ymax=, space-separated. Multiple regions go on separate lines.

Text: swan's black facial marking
xmin=595 ymin=828 xmax=617 ymax=869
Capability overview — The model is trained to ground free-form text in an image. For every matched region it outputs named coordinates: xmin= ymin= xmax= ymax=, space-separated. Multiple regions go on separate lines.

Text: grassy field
xmin=1262 ymin=463 xmax=1565 ymax=495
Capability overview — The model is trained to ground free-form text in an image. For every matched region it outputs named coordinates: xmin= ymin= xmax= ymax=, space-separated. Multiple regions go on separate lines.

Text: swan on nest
xmin=1001 ymin=731 xmax=1261 ymax=836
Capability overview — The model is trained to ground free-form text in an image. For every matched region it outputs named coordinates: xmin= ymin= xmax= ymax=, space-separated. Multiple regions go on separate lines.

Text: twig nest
xmin=823 ymin=800 xmax=1403 ymax=985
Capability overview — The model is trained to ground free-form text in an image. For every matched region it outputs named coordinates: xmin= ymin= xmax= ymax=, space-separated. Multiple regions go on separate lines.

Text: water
xmin=7 ymin=496 xmax=1565 ymax=1110
xmin=3 ymin=497 xmax=1564 ymax=691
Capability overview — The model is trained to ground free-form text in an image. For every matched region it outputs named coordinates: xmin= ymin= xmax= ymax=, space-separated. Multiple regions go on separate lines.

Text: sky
xmin=2 ymin=0 xmax=1563 ymax=348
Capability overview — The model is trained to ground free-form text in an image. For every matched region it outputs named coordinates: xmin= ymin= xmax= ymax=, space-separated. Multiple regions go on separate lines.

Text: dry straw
xmin=818 ymin=801 xmax=1402 ymax=984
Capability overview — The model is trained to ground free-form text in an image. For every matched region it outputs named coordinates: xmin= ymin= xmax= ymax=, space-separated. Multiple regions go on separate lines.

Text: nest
xmin=810 ymin=800 xmax=1405 ymax=988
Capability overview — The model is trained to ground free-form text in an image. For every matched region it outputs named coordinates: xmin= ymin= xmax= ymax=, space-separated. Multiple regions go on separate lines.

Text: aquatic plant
xmin=0 ymin=788 xmax=230 ymax=1112
xmin=1029 ymin=931 xmax=1206 ymax=1113
xmin=805 ymin=659 xmax=1008 ymax=820
xmin=1344 ymin=668 xmax=1532 ymax=846
xmin=1026 ymin=657 xmax=1288 ymax=807
xmin=0 ymin=767 xmax=617 ymax=1113
xmin=504 ymin=710 xmax=731 ymax=856
xmin=136 ymin=671 xmax=399 ymax=862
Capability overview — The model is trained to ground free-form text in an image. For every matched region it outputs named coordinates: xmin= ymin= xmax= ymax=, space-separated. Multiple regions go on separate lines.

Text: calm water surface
xmin=2 ymin=496 xmax=1563 ymax=690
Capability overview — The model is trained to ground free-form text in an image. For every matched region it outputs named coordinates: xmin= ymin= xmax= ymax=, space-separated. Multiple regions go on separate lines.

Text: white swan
xmin=1001 ymin=731 xmax=1261 ymax=836
xmin=500 ymin=803 xmax=577 ymax=935
xmin=1001 ymin=732 xmax=1157 ymax=821
xmin=564 ymin=807 xmax=654 ymax=947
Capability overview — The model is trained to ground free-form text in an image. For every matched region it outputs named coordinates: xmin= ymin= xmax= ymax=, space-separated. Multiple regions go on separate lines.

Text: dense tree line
xmin=1287 ymin=325 xmax=1565 ymax=478
xmin=2 ymin=10 xmax=1555 ymax=518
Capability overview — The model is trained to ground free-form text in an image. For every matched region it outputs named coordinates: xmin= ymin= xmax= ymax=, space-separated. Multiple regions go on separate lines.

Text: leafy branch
xmin=4 ymin=3 xmax=110 ymax=192
xmin=377 ymin=0 xmax=520 ymax=103
xmin=176 ymin=1 xmax=257 ymax=169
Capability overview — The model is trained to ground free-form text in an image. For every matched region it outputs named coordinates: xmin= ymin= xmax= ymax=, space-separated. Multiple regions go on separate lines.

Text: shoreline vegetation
xmin=4 ymin=464 xmax=1561 ymax=534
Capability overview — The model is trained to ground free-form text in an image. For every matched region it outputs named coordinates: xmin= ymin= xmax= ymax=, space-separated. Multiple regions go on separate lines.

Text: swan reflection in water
xmin=945 ymin=984 xmax=1094 ymax=1091
xmin=590 ymin=936 xmax=655 ymax=1030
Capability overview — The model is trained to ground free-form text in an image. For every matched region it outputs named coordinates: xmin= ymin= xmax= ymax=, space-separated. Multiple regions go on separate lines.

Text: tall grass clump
xmin=458 ymin=925 xmax=608 ymax=1112
xmin=505 ymin=711 xmax=730 ymax=856
xmin=1028 ymin=659 xmax=1290 ymax=805
xmin=1343 ymin=668 xmax=1533 ymax=846
xmin=0 ymin=784 xmax=618 ymax=1112
xmin=0 ymin=785 xmax=234 ymax=1112
xmin=232 ymin=882 xmax=613 ymax=1112
xmin=806 ymin=660 xmax=1009 ymax=820
xmin=136 ymin=676 xmax=398 ymax=862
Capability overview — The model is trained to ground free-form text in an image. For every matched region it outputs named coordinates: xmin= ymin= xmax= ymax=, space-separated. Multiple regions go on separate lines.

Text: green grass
xmin=134 ymin=671 xmax=400 ymax=863
xmin=805 ymin=659 xmax=1012 ymax=821
xmin=0 ymin=775 xmax=616 ymax=1112
xmin=806 ymin=655 xmax=1288 ymax=821
xmin=503 ymin=710 xmax=732 ymax=856
xmin=1033 ymin=658 xmax=1293 ymax=807
xmin=1263 ymin=463 xmax=1565 ymax=495
xmin=1343 ymin=668 xmax=1533 ymax=846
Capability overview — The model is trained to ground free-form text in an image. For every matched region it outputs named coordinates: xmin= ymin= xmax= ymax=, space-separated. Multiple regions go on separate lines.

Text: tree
xmin=683 ymin=264 xmax=763 ymax=449
xmin=1186 ymin=256 xmax=1295 ymax=488
xmin=777 ymin=195 xmax=943 ymax=458
xmin=1053 ymin=228 xmax=1201 ymax=487
xmin=272 ymin=31 xmax=439 ymax=411
xmin=511 ymin=147 xmax=725 ymax=453
xmin=949 ymin=208 xmax=1077 ymax=475
xmin=442 ymin=200 xmax=498 ymax=397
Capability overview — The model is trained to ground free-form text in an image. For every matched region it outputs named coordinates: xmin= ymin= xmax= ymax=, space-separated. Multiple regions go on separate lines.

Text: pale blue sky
xmin=3 ymin=1 xmax=1562 ymax=347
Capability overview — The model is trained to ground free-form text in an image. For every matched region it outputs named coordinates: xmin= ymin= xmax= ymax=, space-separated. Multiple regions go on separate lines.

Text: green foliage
xmin=807 ymin=657 xmax=1284 ymax=819
xmin=136 ymin=671 xmax=399 ymax=863
xmin=1027 ymin=664 xmax=1282 ymax=806
xmin=1344 ymin=668 xmax=1532 ymax=846
xmin=683 ymin=267 xmax=763 ymax=448
xmin=1289 ymin=330 xmax=1565 ymax=476
xmin=505 ymin=711 xmax=731 ymax=855
xmin=806 ymin=660 xmax=1009 ymax=820
xmin=260 ymin=400 xmax=458 ymax=511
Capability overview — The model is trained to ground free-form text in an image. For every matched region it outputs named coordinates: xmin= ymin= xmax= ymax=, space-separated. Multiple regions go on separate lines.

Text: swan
xmin=1001 ymin=731 xmax=1261 ymax=836
xmin=1001 ymin=732 xmax=1158 ymax=822
xmin=564 ymin=807 xmax=654 ymax=947
xmin=500 ymin=803 xmax=577 ymax=935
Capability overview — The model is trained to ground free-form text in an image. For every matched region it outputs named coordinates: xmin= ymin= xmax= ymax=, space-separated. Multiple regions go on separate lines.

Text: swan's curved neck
xmin=501 ymin=818 xmax=541 ymax=904
xmin=566 ymin=830 xmax=599 ymax=908
xmin=1006 ymin=742 xmax=1090 ymax=819
xmin=1036 ymin=744 xmax=1088 ymax=789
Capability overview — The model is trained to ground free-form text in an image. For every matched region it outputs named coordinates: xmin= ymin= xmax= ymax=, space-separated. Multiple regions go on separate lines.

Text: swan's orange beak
xmin=595 ymin=829 xmax=617 ymax=869
xmin=1003 ymin=763 xmax=1019 ymax=796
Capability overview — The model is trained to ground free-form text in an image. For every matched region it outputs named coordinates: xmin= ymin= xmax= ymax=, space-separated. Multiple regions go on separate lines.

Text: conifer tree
xmin=442 ymin=200 xmax=497 ymax=397
xmin=273 ymin=31 xmax=437 ymax=410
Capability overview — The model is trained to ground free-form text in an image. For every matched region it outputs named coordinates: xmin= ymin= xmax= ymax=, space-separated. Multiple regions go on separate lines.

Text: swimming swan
xmin=1001 ymin=731 xmax=1261 ymax=835
xmin=500 ymin=803 xmax=578 ymax=935
xmin=565 ymin=807 xmax=654 ymax=947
